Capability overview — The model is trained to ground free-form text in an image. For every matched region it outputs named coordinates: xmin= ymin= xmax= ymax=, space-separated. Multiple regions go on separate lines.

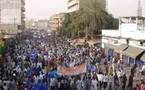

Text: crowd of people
xmin=0 ymin=29 xmax=145 ymax=90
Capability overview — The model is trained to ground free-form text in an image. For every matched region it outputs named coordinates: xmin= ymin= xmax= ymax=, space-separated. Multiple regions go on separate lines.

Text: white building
xmin=25 ymin=19 xmax=35 ymax=29
xmin=102 ymin=16 xmax=145 ymax=64
xmin=0 ymin=0 xmax=25 ymax=37
xmin=67 ymin=0 xmax=79 ymax=12
xmin=34 ymin=20 xmax=49 ymax=30
xmin=48 ymin=13 xmax=65 ymax=31
xmin=67 ymin=0 xmax=106 ymax=12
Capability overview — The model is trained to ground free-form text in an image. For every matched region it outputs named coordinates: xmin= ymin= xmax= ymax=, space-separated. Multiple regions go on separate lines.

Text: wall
xmin=49 ymin=13 xmax=65 ymax=31
xmin=0 ymin=0 xmax=22 ymax=25
xmin=67 ymin=0 xmax=79 ymax=12
xmin=34 ymin=20 xmax=49 ymax=30
xmin=1 ymin=9 xmax=21 ymax=24
xmin=102 ymin=30 xmax=120 ymax=37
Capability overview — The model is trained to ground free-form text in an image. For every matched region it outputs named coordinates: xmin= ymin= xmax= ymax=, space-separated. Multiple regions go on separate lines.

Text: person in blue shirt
xmin=33 ymin=79 xmax=43 ymax=90
xmin=42 ymin=79 xmax=49 ymax=90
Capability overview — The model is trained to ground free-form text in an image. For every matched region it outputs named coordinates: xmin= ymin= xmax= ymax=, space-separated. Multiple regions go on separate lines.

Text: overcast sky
xmin=26 ymin=0 xmax=145 ymax=20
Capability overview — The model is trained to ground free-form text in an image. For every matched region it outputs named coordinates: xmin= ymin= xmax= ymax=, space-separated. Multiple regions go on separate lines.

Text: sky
xmin=26 ymin=0 xmax=145 ymax=20
xmin=107 ymin=0 xmax=145 ymax=17
xmin=25 ymin=0 xmax=67 ymax=20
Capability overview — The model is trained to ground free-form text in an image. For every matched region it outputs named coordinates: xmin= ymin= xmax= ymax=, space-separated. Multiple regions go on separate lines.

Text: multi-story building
xmin=34 ymin=20 xmax=49 ymax=30
xmin=0 ymin=0 xmax=25 ymax=38
xmin=67 ymin=0 xmax=79 ymax=12
xmin=48 ymin=13 xmax=65 ymax=31
xmin=67 ymin=0 xmax=106 ymax=12
xmin=102 ymin=16 xmax=145 ymax=64
xmin=25 ymin=19 xmax=35 ymax=29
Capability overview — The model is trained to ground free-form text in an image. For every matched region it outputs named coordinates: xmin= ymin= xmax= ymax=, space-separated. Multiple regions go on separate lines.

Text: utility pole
xmin=136 ymin=0 xmax=143 ymax=30
xmin=137 ymin=0 xmax=142 ymax=17
xmin=13 ymin=17 xmax=17 ymax=34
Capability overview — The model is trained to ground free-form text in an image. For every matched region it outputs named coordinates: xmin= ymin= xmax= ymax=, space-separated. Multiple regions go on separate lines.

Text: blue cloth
xmin=31 ymin=53 xmax=37 ymax=61
xmin=42 ymin=83 xmax=48 ymax=90
xmin=33 ymin=82 xmax=43 ymax=90
xmin=48 ymin=70 xmax=59 ymax=78
xmin=135 ymin=60 xmax=145 ymax=65
xmin=87 ymin=64 xmax=96 ymax=72
xmin=27 ymin=68 xmax=32 ymax=77
xmin=108 ymin=48 xmax=113 ymax=57
xmin=129 ymin=57 xmax=135 ymax=64
xmin=43 ymin=51 xmax=48 ymax=56
xmin=24 ymin=79 xmax=32 ymax=89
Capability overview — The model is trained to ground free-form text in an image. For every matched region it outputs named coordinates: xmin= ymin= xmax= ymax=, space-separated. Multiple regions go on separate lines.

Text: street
xmin=0 ymin=29 xmax=145 ymax=90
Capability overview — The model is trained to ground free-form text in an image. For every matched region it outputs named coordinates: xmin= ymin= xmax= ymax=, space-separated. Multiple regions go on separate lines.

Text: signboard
xmin=58 ymin=63 xmax=87 ymax=76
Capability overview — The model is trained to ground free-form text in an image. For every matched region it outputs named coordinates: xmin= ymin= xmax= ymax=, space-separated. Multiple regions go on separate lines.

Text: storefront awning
xmin=140 ymin=53 xmax=145 ymax=62
xmin=114 ymin=44 xmax=128 ymax=53
xmin=123 ymin=46 xmax=144 ymax=59
xmin=104 ymin=44 xmax=128 ymax=53
xmin=104 ymin=43 xmax=116 ymax=50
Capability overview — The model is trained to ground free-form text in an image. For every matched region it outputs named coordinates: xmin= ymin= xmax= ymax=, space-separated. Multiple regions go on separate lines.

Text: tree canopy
xmin=58 ymin=0 xmax=119 ymax=39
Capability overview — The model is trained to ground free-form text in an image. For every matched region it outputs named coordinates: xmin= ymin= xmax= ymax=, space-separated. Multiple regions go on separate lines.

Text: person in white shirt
xmin=91 ymin=76 xmax=98 ymax=90
xmin=103 ymin=74 xmax=108 ymax=90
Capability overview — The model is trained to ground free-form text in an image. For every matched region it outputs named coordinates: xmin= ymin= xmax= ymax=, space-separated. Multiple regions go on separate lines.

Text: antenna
xmin=137 ymin=0 xmax=142 ymax=17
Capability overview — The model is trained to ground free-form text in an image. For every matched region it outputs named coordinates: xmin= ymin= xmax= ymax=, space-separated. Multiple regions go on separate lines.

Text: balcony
xmin=21 ymin=13 xmax=25 ymax=19
xmin=67 ymin=0 xmax=78 ymax=7
xmin=21 ymin=7 xmax=25 ymax=12
xmin=67 ymin=3 xmax=79 ymax=12
xmin=21 ymin=0 xmax=25 ymax=5
xmin=68 ymin=0 xmax=73 ymax=3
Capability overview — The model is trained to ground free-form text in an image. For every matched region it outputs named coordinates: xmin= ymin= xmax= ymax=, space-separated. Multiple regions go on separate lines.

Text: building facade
xmin=0 ymin=0 xmax=25 ymax=38
xmin=102 ymin=17 xmax=145 ymax=48
xmin=34 ymin=20 xmax=49 ymax=30
xmin=48 ymin=13 xmax=65 ymax=31
xmin=25 ymin=19 xmax=35 ymax=29
xmin=102 ymin=16 xmax=145 ymax=64
xmin=67 ymin=0 xmax=79 ymax=12
xmin=67 ymin=0 xmax=106 ymax=12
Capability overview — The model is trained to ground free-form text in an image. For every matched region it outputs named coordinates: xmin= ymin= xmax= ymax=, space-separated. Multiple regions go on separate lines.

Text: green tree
xmin=58 ymin=0 xmax=119 ymax=39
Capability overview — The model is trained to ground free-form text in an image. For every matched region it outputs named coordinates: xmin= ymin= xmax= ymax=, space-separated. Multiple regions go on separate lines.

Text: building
xmin=67 ymin=0 xmax=79 ymax=12
xmin=0 ymin=0 xmax=25 ymax=38
xmin=48 ymin=13 xmax=65 ymax=31
xmin=67 ymin=0 xmax=106 ymax=12
xmin=25 ymin=19 xmax=49 ymax=30
xmin=25 ymin=19 xmax=35 ymax=29
xmin=34 ymin=20 xmax=49 ymax=30
xmin=102 ymin=16 xmax=145 ymax=64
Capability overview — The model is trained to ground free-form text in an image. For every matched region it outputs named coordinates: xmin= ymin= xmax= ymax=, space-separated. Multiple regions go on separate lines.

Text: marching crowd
xmin=0 ymin=29 xmax=145 ymax=90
